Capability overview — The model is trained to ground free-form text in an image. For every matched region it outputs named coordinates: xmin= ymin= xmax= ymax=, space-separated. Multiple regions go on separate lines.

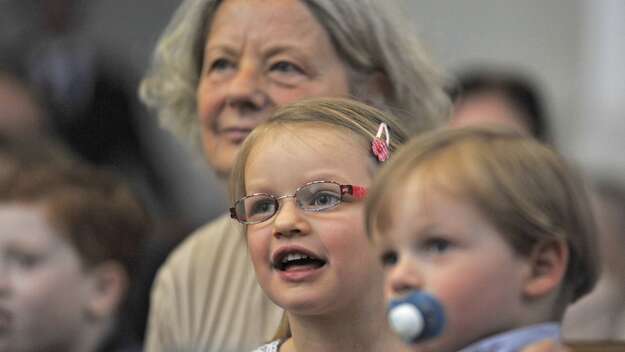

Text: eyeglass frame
xmin=230 ymin=180 xmax=367 ymax=225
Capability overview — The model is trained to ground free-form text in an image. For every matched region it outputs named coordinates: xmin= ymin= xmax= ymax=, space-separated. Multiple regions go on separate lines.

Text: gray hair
xmin=139 ymin=0 xmax=451 ymax=152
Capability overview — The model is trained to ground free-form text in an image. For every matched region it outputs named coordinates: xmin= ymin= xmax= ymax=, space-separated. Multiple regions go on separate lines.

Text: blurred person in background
xmin=0 ymin=138 xmax=150 ymax=352
xmin=139 ymin=0 xmax=450 ymax=350
xmin=0 ymin=66 xmax=50 ymax=138
xmin=2 ymin=3 xmax=182 ymax=340
xmin=449 ymin=67 xmax=550 ymax=143
xmin=563 ymin=177 xmax=625 ymax=341
xmin=4 ymin=0 xmax=174 ymax=219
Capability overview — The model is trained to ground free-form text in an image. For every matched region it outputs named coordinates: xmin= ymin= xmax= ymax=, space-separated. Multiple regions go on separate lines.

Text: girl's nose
xmin=272 ymin=199 xmax=310 ymax=239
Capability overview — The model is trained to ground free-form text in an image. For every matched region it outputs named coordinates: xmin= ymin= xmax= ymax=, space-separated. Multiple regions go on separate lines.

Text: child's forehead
xmin=269 ymin=121 xmax=360 ymax=139
xmin=243 ymin=122 xmax=374 ymax=189
xmin=0 ymin=203 xmax=64 ymax=247
xmin=374 ymin=163 xmax=472 ymax=230
xmin=251 ymin=122 xmax=366 ymax=156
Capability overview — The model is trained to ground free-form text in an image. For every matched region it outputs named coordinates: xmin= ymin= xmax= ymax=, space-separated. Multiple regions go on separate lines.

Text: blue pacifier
xmin=387 ymin=291 xmax=445 ymax=344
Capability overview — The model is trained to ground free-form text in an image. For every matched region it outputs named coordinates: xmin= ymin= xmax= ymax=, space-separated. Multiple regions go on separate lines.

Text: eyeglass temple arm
xmin=340 ymin=185 xmax=367 ymax=200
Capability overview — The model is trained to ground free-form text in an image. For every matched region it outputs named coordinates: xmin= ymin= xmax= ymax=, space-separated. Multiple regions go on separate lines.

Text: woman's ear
xmin=523 ymin=239 xmax=569 ymax=299
xmin=362 ymin=71 xmax=392 ymax=109
xmin=84 ymin=261 xmax=128 ymax=320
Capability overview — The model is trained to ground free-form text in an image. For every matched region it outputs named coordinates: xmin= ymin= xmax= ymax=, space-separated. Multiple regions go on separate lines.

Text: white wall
xmin=576 ymin=0 xmax=625 ymax=176
xmin=404 ymin=0 xmax=624 ymax=177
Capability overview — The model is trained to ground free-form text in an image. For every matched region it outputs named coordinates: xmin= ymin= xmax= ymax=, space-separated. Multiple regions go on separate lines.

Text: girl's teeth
xmin=283 ymin=253 xmax=311 ymax=263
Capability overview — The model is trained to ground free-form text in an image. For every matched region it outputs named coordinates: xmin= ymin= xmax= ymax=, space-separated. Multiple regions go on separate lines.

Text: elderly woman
xmin=139 ymin=1 xmax=571 ymax=352
xmin=140 ymin=1 xmax=448 ymax=351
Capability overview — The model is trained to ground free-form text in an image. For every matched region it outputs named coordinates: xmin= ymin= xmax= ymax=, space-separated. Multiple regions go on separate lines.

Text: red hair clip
xmin=372 ymin=123 xmax=390 ymax=162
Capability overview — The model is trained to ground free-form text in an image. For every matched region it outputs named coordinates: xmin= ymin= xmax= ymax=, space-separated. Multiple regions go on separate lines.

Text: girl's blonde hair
xmin=365 ymin=127 xmax=599 ymax=311
xmin=229 ymin=97 xmax=409 ymax=204
xmin=139 ymin=0 xmax=450 ymax=154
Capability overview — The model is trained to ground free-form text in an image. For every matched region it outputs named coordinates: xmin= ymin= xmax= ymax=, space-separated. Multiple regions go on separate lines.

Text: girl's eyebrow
xmin=303 ymin=170 xmax=355 ymax=183
xmin=244 ymin=181 xmax=274 ymax=194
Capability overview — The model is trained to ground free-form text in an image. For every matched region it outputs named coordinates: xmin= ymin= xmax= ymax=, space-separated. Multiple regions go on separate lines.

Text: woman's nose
xmin=226 ymin=64 xmax=269 ymax=111
xmin=272 ymin=199 xmax=310 ymax=239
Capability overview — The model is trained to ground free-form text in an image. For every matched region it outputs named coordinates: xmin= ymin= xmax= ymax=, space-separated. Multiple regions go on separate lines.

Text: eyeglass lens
xmin=235 ymin=182 xmax=343 ymax=224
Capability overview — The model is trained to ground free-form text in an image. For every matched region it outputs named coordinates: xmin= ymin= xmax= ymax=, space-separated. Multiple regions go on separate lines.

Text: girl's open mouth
xmin=273 ymin=251 xmax=327 ymax=271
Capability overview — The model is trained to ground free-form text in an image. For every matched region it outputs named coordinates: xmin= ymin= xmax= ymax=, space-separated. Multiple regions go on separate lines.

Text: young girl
xmin=365 ymin=127 xmax=599 ymax=352
xmin=228 ymin=97 xmax=411 ymax=352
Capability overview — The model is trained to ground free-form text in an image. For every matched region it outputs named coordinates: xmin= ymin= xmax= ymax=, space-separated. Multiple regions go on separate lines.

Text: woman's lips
xmin=219 ymin=127 xmax=253 ymax=144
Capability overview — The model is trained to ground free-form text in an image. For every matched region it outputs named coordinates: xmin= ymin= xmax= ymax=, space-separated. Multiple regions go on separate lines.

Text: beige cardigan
xmin=144 ymin=214 xmax=283 ymax=352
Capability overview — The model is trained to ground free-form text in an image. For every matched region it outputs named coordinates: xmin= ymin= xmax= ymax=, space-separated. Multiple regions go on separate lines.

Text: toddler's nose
xmin=385 ymin=257 xmax=423 ymax=299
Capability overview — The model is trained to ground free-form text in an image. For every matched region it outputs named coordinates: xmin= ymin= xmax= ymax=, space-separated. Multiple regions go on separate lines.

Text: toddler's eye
xmin=423 ymin=238 xmax=452 ymax=254
xmin=380 ymin=250 xmax=398 ymax=268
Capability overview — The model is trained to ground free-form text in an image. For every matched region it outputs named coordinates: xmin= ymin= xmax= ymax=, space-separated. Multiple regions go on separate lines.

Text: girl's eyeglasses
xmin=230 ymin=180 xmax=367 ymax=225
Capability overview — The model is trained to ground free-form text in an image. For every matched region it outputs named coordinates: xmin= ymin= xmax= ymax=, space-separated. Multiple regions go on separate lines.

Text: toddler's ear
xmin=84 ymin=261 xmax=128 ymax=320
xmin=523 ymin=239 xmax=569 ymax=299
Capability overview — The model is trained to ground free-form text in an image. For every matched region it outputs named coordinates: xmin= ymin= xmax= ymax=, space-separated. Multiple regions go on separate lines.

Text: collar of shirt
xmin=458 ymin=323 xmax=561 ymax=352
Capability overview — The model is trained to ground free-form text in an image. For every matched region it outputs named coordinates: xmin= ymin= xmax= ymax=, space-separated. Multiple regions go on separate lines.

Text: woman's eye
xmin=269 ymin=61 xmax=303 ymax=74
xmin=310 ymin=192 xmax=340 ymax=207
xmin=207 ymin=58 xmax=235 ymax=72
xmin=380 ymin=250 xmax=398 ymax=268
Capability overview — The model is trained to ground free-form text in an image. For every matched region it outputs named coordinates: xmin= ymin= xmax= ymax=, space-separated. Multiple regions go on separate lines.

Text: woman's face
xmin=0 ymin=204 xmax=89 ymax=352
xmin=197 ymin=0 xmax=352 ymax=177
xmin=243 ymin=125 xmax=383 ymax=317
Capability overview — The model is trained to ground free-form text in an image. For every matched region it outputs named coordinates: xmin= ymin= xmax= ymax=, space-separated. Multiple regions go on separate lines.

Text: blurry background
xmin=1 ymin=0 xmax=623 ymax=228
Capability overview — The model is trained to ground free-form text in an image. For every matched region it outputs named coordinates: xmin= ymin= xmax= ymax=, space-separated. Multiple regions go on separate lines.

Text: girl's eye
xmin=249 ymin=198 xmax=276 ymax=216
xmin=380 ymin=250 xmax=398 ymax=268
xmin=423 ymin=238 xmax=452 ymax=254
xmin=309 ymin=191 xmax=340 ymax=208
xmin=269 ymin=61 xmax=304 ymax=74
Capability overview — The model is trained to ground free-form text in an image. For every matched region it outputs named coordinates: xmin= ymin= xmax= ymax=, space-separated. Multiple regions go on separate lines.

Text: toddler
xmin=365 ymin=126 xmax=598 ymax=352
